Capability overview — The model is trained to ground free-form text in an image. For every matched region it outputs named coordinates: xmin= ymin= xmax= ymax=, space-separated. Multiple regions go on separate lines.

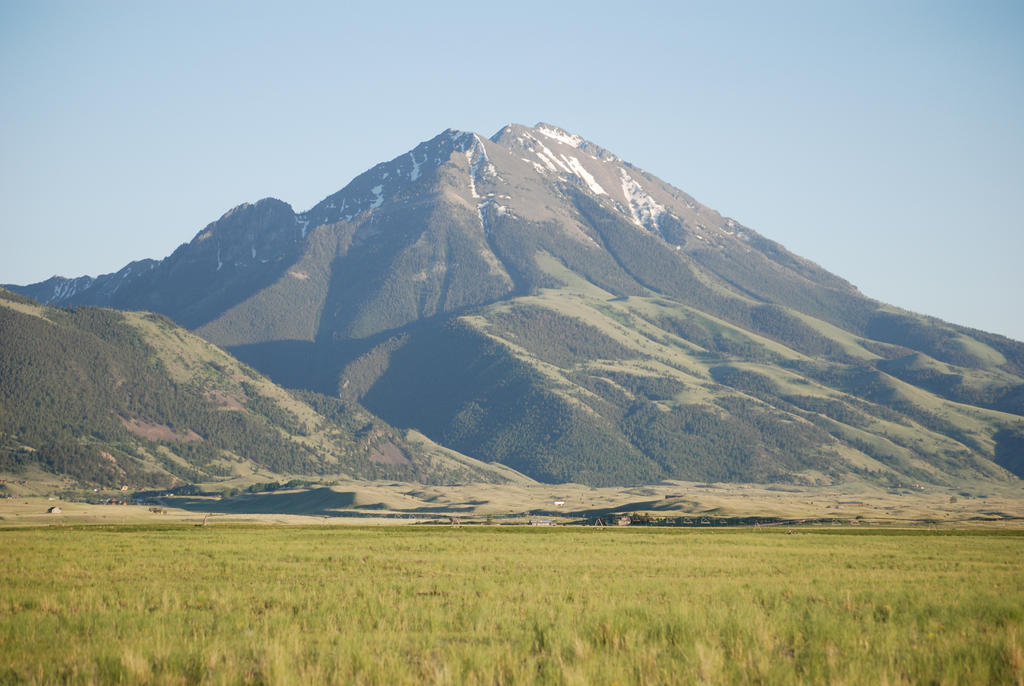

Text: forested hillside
xmin=342 ymin=269 xmax=1024 ymax=486
xmin=0 ymin=289 xmax=521 ymax=488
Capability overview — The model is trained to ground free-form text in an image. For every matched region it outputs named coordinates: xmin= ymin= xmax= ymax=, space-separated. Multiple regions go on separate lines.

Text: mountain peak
xmin=5 ymin=120 xmax=1024 ymax=488
xmin=218 ymin=197 xmax=293 ymax=222
xmin=532 ymin=122 xmax=585 ymax=148
xmin=491 ymin=122 xmax=618 ymax=164
xmin=490 ymin=122 xmax=586 ymax=148
xmin=438 ymin=127 xmax=474 ymax=143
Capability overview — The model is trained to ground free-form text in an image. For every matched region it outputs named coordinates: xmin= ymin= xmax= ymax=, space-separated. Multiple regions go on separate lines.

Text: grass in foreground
xmin=1 ymin=526 xmax=1022 ymax=685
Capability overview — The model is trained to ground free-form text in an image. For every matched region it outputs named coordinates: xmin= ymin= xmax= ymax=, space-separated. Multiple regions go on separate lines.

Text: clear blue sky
xmin=2 ymin=0 xmax=1022 ymax=341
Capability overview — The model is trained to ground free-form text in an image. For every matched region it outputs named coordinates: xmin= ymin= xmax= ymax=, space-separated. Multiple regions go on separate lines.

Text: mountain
xmin=8 ymin=123 xmax=1024 ymax=487
xmin=0 ymin=288 xmax=527 ymax=488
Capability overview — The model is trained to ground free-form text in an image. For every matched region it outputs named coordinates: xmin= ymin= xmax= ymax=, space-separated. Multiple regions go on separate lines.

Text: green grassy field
xmin=2 ymin=526 xmax=1022 ymax=685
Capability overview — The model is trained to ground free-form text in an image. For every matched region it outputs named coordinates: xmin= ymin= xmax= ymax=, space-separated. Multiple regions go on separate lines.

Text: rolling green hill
xmin=0 ymin=289 xmax=525 ymax=488
xmin=343 ymin=263 xmax=1023 ymax=486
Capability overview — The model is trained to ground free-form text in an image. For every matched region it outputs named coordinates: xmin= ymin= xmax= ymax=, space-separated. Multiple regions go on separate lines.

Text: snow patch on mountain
xmin=464 ymin=150 xmax=480 ymax=199
xmin=562 ymin=155 xmax=606 ymax=195
xmin=619 ymin=169 xmax=665 ymax=231
xmin=536 ymin=125 xmax=583 ymax=148
xmin=521 ymin=157 xmax=547 ymax=175
xmin=508 ymin=128 xmax=609 ymax=196
xmin=535 ymin=141 xmax=571 ymax=174
xmin=51 ymin=276 xmax=93 ymax=302
xmin=409 ymin=151 xmax=424 ymax=181
xmin=534 ymin=150 xmax=557 ymax=172
xmin=460 ymin=133 xmax=497 ymax=180
xmin=457 ymin=133 xmax=501 ymax=233
xmin=369 ymin=185 xmax=384 ymax=210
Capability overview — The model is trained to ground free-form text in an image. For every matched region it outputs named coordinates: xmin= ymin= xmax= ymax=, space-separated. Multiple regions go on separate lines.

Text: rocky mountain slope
xmin=9 ymin=123 xmax=1024 ymax=486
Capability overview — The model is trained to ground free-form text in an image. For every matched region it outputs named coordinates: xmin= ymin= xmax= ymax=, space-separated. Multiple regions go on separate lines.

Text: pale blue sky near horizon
xmin=2 ymin=0 xmax=1022 ymax=340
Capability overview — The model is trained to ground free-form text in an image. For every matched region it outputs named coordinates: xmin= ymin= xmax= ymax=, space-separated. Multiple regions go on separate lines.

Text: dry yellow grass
xmin=3 ymin=477 xmax=1021 ymax=529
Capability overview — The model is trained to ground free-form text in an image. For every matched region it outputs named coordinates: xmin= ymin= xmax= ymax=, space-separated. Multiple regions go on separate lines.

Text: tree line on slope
xmin=0 ymin=300 xmax=335 ymax=485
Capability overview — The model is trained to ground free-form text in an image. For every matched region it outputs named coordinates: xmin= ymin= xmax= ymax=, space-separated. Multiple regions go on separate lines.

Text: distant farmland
xmin=2 ymin=526 xmax=1022 ymax=684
